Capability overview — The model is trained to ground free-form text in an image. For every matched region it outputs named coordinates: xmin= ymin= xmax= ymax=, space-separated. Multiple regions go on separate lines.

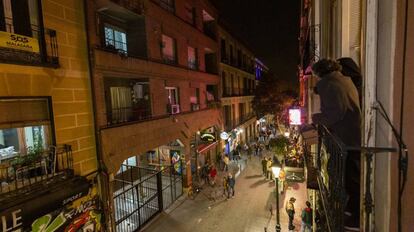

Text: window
xmin=0 ymin=0 xmax=39 ymax=37
xmin=162 ymin=34 xmax=176 ymax=64
xmin=105 ymin=78 xmax=151 ymax=124
xmin=104 ymin=24 xmax=127 ymax=53
xmin=184 ymin=4 xmax=196 ymax=25
xmin=220 ymin=39 xmax=227 ymax=61
xmin=188 ymin=46 xmax=197 ymax=69
xmin=166 ymin=87 xmax=180 ymax=114
xmin=166 ymin=87 xmax=179 ymax=105
xmin=109 ymin=86 xmax=133 ymax=123
xmin=0 ymin=98 xmax=52 ymax=160
xmin=156 ymin=0 xmax=175 ymax=12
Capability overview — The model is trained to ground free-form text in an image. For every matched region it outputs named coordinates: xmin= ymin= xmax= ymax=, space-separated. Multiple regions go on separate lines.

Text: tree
xmin=269 ymin=136 xmax=290 ymax=157
xmin=252 ymin=72 xmax=298 ymax=120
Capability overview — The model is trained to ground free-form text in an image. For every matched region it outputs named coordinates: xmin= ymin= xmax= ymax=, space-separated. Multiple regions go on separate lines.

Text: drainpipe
xmin=82 ymin=1 xmax=113 ymax=231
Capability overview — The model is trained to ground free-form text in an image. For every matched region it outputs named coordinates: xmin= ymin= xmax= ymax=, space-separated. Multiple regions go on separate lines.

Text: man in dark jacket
xmin=286 ymin=197 xmax=296 ymax=230
xmin=311 ymin=59 xmax=361 ymax=231
xmin=227 ymin=173 xmax=235 ymax=199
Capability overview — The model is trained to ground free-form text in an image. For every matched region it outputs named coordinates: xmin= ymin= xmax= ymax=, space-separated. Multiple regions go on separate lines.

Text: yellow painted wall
xmin=0 ymin=0 xmax=96 ymax=175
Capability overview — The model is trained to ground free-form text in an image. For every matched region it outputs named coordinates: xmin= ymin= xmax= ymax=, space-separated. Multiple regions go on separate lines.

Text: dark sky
xmin=211 ymin=0 xmax=300 ymax=87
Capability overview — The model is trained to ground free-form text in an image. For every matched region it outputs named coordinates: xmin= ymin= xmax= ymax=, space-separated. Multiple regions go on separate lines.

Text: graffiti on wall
xmin=31 ymin=197 xmax=103 ymax=232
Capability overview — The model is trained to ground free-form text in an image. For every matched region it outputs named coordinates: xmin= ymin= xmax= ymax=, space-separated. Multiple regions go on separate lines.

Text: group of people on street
xmin=285 ymin=197 xmax=313 ymax=232
xmin=200 ymin=163 xmax=218 ymax=186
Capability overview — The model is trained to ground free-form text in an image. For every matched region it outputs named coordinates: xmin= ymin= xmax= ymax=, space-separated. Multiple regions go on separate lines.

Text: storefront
xmin=191 ymin=126 xmax=219 ymax=175
xmin=0 ymin=176 xmax=102 ymax=232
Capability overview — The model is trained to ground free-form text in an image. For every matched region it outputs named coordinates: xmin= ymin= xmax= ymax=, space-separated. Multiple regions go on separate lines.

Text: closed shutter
xmin=0 ymin=98 xmax=51 ymax=129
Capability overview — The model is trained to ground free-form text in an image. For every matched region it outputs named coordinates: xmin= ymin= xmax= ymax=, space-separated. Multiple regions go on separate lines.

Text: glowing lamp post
xmin=271 ymin=161 xmax=282 ymax=232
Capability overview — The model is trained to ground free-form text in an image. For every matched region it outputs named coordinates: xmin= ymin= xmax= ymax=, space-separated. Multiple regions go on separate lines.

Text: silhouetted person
xmin=312 ymin=59 xmax=361 ymax=231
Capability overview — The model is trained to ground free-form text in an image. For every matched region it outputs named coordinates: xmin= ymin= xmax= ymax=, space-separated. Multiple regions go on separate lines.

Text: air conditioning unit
xmin=170 ymin=104 xmax=180 ymax=114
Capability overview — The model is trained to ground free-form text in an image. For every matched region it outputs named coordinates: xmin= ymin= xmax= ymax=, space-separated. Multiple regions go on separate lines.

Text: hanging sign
xmin=0 ymin=31 xmax=40 ymax=52
xmin=220 ymin=132 xmax=229 ymax=140
xmin=289 ymin=109 xmax=302 ymax=125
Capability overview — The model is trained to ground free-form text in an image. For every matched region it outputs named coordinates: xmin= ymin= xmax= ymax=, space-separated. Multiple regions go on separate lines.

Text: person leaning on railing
xmin=311 ymin=58 xmax=362 ymax=231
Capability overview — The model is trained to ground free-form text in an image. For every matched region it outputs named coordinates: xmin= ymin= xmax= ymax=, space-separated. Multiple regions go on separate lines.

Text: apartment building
xmin=218 ymin=24 xmax=258 ymax=154
xmin=0 ymin=0 xmax=101 ymax=231
xmin=298 ymin=0 xmax=414 ymax=231
xmin=84 ymin=0 xmax=221 ymax=230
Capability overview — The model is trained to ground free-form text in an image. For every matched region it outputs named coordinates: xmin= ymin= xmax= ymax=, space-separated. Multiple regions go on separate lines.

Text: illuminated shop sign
xmin=289 ymin=109 xmax=302 ymax=125
xmin=220 ymin=132 xmax=229 ymax=140
xmin=200 ymin=127 xmax=216 ymax=142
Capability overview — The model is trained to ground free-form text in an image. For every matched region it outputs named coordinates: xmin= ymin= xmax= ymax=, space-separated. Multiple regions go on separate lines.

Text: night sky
xmin=211 ymin=0 xmax=300 ymax=88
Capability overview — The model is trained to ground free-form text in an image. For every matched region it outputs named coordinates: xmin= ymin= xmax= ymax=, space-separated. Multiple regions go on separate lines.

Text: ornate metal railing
xmin=0 ymin=144 xmax=73 ymax=197
xmin=315 ymin=125 xmax=347 ymax=232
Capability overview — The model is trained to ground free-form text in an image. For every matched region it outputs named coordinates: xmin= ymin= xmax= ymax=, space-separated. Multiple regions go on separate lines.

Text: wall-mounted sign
xmin=289 ymin=109 xmax=302 ymax=125
xmin=0 ymin=31 xmax=40 ymax=52
xmin=200 ymin=127 xmax=216 ymax=142
xmin=220 ymin=132 xmax=229 ymax=140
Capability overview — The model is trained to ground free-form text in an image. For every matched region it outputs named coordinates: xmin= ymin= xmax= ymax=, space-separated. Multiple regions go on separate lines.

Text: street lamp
xmin=271 ymin=160 xmax=282 ymax=232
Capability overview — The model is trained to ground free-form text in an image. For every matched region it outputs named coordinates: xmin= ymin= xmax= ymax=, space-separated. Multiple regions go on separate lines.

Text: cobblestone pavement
xmin=142 ymin=150 xmax=309 ymax=232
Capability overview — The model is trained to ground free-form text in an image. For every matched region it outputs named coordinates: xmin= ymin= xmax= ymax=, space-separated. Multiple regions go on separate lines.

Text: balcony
xmin=220 ymin=55 xmax=255 ymax=74
xmin=108 ymin=107 xmax=152 ymax=125
xmin=302 ymin=125 xmax=396 ymax=232
xmin=162 ymin=54 xmax=177 ymax=65
xmin=222 ymin=87 xmax=254 ymax=97
xmin=191 ymin=103 xmax=200 ymax=111
xmin=110 ymin=0 xmax=144 ymax=14
xmin=0 ymin=145 xmax=73 ymax=198
xmin=0 ymin=24 xmax=59 ymax=67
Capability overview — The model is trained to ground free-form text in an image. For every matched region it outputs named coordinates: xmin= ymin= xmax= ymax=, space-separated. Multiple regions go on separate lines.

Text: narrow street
xmin=143 ymin=151 xmax=308 ymax=232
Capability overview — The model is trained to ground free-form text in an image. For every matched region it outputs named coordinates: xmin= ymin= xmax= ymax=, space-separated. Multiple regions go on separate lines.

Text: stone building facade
xmin=218 ymin=24 xmax=258 ymax=154
xmin=0 ymin=0 xmax=98 ymax=231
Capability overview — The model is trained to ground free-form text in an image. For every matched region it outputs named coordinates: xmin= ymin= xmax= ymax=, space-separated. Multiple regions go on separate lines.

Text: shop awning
xmin=197 ymin=141 xmax=218 ymax=153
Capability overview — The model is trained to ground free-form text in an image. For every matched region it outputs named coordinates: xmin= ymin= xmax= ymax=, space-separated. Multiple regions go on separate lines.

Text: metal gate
xmin=112 ymin=164 xmax=183 ymax=232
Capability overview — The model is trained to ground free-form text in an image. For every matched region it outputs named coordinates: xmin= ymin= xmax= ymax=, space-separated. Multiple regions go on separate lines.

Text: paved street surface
xmin=143 ymin=150 xmax=308 ymax=232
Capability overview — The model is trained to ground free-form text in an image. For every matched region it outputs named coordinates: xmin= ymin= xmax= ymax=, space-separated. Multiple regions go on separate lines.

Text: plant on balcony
xmin=11 ymin=130 xmax=44 ymax=168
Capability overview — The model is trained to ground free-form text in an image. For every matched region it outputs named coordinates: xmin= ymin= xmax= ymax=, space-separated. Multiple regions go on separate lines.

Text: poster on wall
xmin=170 ymin=150 xmax=182 ymax=175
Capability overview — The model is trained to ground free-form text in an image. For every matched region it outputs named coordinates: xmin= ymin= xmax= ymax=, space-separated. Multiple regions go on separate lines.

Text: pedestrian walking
xmin=227 ymin=173 xmax=235 ymax=199
xmin=266 ymin=158 xmax=273 ymax=180
xmin=223 ymin=155 xmax=229 ymax=172
xmin=261 ymin=157 xmax=267 ymax=176
xmin=209 ymin=165 xmax=217 ymax=185
xmin=279 ymin=168 xmax=286 ymax=194
xmin=286 ymin=197 xmax=296 ymax=230
xmin=201 ymin=163 xmax=210 ymax=184
xmin=222 ymin=176 xmax=228 ymax=197
xmin=301 ymin=201 xmax=313 ymax=232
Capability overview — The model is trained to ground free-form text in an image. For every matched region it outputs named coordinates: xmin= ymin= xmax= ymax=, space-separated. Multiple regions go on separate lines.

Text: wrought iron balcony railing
xmin=0 ymin=144 xmax=73 ymax=198
xmin=303 ymin=124 xmax=396 ymax=232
